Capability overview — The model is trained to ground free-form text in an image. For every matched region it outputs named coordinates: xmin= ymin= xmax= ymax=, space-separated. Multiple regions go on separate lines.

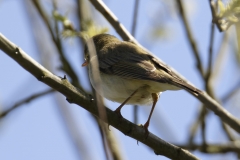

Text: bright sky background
xmin=0 ymin=0 xmax=239 ymax=160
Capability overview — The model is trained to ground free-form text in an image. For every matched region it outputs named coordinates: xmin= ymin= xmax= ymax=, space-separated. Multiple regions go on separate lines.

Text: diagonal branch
xmin=0 ymin=89 xmax=54 ymax=118
xmin=0 ymin=33 xmax=199 ymax=160
xmin=88 ymin=0 xmax=138 ymax=44
xmin=88 ymin=0 xmax=240 ymax=134
xmin=221 ymin=80 xmax=240 ymax=103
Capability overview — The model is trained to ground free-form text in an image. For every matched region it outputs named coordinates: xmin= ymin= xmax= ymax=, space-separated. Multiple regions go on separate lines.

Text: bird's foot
xmin=140 ymin=122 xmax=150 ymax=139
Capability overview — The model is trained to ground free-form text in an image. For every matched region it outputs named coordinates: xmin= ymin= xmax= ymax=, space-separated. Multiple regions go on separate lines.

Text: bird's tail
xmin=171 ymin=79 xmax=201 ymax=96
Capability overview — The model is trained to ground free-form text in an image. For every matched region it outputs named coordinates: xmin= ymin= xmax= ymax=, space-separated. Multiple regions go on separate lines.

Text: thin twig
xmin=176 ymin=0 xmax=205 ymax=78
xmin=88 ymin=0 xmax=138 ymax=44
xmin=96 ymin=119 xmax=110 ymax=160
xmin=221 ymin=122 xmax=235 ymax=141
xmin=97 ymin=120 xmax=124 ymax=160
xmin=0 ymin=89 xmax=54 ymax=118
xmin=76 ymin=0 xmax=88 ymax=46
xmin=221 ymin=80 xmax=240 ymax=103
xmin=23 ymin=1 xmax=94 ymax=159
xmin=131 ymin=0 xmax=140 ymax=37
xmin=204 ymin=27 xmax=234 ymax=142
xmin=206 ymin=3 xmax=237 ymax=142
xmin=178 ymin=142 xmax=240 ymax=154
xmin=54 ymin=94 xmax=96 ymax=160
xmin=200 ymin=18 xmax=216 ymax=146
xmin=31 ymin=0 xmax=83 ymax=91
xmin=76 ymin=1 xmax=109 ymax=159
xmin=188 ymin=105 xmax=204 ymax=144
xmin=205 ymin=23 xmax=215 ymax=98
xmin=211 ymin=32 xmax=229 ymax=82
xmin=200 ymin=107 xmax=207 ymax=146
xmin=76 ymin=1 xmax=124 ymax=159
xmin=175 ymin=0 xmax=210 ymax=144
xmin=31 ymin=0 xmax=56 ymax=41
xmin=131 ymin=0 xmax=140 ymax=125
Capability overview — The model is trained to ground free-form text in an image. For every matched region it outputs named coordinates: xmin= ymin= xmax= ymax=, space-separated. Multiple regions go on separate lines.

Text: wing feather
xmin=97 ymin=41 xmax=200 ymax=95
xmin=98 ymin=42 xmax=168 ymax=83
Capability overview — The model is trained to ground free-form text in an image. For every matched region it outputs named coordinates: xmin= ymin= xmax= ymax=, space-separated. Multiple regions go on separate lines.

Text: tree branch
xmin=0 ymin=33 xmax=199 ymax=160
xmin=0 ymin=89 xmax=54 ymax=118
xmin=76 ymin=1 xmax=124 ymax=159
xmin=131 ymin=0 xmax=140 ymax=37
xmin=88 ymin=0 xmax=240 ymax=134
xmin=131 ymin=0 xmax=140 ymax=125
xmin=31 ymin=0 xmax=83 ymax=90
xmin=88 ymin=0 xmax=138 ymax=44
xmin=221 ymin=80 xmax=240 ymax=103
xmin=176 ymin=0 xmax=205 ymax=78
xmin=178 ymin=142 xmax=240 ymax=154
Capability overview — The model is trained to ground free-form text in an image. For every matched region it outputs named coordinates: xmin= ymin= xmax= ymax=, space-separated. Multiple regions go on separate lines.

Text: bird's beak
xmin=82 ymin=61 xmax=88 ymax=67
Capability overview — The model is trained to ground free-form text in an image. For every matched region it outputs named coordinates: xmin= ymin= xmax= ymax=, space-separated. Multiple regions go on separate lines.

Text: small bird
xmin=82 ymin=34 xmax=200 ymax=134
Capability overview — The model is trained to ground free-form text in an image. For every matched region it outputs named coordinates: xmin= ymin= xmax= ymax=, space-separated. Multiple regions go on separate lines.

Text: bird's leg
xmin=114 ymin=89 xmax=139 ymax=117
xmin=143 ymin=93 xmax=159 ymax=136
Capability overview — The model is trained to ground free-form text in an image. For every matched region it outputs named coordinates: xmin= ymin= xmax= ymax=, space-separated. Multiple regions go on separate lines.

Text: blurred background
xmin=0 ymin=0 xmax=240 ymax=160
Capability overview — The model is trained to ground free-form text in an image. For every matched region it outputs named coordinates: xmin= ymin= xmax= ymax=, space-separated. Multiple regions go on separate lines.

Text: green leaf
xmin=218 ymin=0 xmax=226 ymax=17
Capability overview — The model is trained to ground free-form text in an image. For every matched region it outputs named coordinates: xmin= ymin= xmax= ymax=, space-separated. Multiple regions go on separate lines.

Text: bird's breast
xmin=90 ymin=72 xmax=156 ymax=105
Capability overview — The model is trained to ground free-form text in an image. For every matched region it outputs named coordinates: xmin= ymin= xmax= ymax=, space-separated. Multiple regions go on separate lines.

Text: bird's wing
xmin=98 ymin=42 xmax=172 ymax=83
xmin=149 ymin=55 xmax=201 ymax=95
xmin=98 ymin=41 xmax=200 ymax=95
